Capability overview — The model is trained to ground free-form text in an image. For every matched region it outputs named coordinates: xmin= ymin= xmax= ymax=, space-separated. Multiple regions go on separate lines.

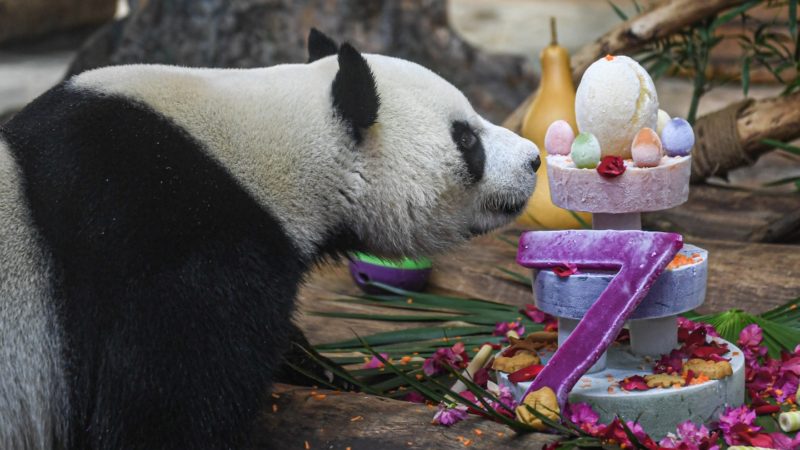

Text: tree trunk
xmin=0 ymin=0 xmax=117 ymax=43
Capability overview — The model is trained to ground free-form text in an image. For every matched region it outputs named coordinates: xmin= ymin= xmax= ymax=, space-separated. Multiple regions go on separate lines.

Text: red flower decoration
xmin=597 ymin=156 xmax=626 ymax=178
xmin=619 ymin=375 xmax=650 ymax=391
xmin=553 ymin=263 xmax=578 ymax=278
xmin=508 ymin=364 xmax=544 ymax=383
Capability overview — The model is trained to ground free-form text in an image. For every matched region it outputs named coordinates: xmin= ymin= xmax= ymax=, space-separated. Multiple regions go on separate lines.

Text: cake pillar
xmin=629 ymin=316 xmax=678 ymax=356
xmin=592 ymin=212 xmax=641 ymax=231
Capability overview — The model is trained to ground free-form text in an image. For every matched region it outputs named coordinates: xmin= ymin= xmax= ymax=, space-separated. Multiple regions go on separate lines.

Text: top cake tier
xmin=547 ymin=154 xmax=691 ymax=213
xmin=542 ymin=55 xmax=696 ymax=214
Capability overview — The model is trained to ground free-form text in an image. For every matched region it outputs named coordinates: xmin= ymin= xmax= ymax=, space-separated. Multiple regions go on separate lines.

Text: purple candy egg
xmin=661 ymin=118 xmax=695 ymax=157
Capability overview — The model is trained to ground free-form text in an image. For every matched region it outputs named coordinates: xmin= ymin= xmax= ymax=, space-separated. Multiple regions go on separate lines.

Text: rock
xmin=0 ymin=0 xmax=117 ymax=44
xmin=66 ymin=0 xmax=536 ymax=122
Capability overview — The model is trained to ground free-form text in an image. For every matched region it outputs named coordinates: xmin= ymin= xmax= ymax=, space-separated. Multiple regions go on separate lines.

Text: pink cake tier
xmin=546 ymin=154 xmax=691 ymax=213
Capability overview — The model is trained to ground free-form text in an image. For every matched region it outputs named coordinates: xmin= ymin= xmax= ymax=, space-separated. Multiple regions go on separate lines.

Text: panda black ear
xmin=331 ymin=43 xmax=380 ymax=144
xmin=307 ymin=28 xmax=338 ymax=63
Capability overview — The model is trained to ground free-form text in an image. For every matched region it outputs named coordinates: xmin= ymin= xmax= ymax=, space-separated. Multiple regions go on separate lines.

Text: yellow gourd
xmin=517 ymin=18 xmax=591 ymax=229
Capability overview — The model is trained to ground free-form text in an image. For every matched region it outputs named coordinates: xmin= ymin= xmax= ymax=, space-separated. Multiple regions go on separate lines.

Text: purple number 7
xmin=516 ymin=230 xmax=683 ymax=407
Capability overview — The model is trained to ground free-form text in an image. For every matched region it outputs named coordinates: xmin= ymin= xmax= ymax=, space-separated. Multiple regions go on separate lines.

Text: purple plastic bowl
xmin=348 ymin=259 xmax=432 ymax=294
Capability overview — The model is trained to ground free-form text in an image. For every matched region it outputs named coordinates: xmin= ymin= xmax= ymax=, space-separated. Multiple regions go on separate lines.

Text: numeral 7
xmin=516 ymin=230 xmax=683 ymax=407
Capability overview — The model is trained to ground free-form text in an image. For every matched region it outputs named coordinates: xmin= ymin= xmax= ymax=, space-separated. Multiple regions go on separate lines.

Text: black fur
xmin=2 ymin=84 xmax=307 ymax=450
xmin=307 ymin=28 xmax=338 ymax=63
xmin=331 ymin=43 xmax=380 ymax=143
xmin=451 ymin=121 xmax=486 ymax=183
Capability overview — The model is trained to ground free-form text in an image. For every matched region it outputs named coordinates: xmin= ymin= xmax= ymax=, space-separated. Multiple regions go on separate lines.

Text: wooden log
xmin=0 ymin=0 xmax=117 ymax=44
xmin=643 ymin=184 xmax=800 ymax=243
xmin=298 ymin=226 xmax=800 ymax=345
xmin=252 ymin=384 xmax=556 ymax=450
xmin=691 ymin=91 xmax=800 ymax=181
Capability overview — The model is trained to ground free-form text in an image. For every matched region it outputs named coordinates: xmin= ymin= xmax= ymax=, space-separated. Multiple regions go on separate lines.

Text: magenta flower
xmin=654 ymin=349 xmax=684 ymax=375
xmin=719 ymin=405 xmax=759 ymax=444
xmin=660 ymin=421 xmax=721 ymax=450
xmin=432 ymin=402 xmax=468 ymax=426
xmin=363 ymin=353 xmax=389 ymax=369
xmin=491 ymin=385 xmax=516 ymax=417
xmin=565 ymin=402 xmax=602 ymax=434
xmin=422 ymin=342 xmax=469 ymax=376
xmin=738 ymin=323 xmax=763 ymax=348
xmin=493 ymin=321 xmax=525 ymax=340
xmin=678 ymin=317 xmax=720 ymax=338
xmin=770 ymin=432 xmax=800 ymax=450
xmin=620 ymin=375 xmax=650 ymax=391
xmin=521 ymin=304 xmax=558 ymax=331
xmin=403 ymin=391 xmax=425 ymax=404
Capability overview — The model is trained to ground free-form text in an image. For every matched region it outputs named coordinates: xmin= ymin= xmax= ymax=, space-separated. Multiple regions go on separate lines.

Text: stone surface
xmin=498 ymin=338 xmax=745 ymax=440
xmin=66 ymin=0 xmax=537 ymax=123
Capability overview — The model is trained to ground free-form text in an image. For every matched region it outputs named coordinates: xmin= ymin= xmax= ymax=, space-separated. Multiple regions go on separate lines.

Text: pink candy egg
xmin=631 ymin=127 xmax=663 ymax=168
xmin=544 ymin=120 xmax=575 ymax=156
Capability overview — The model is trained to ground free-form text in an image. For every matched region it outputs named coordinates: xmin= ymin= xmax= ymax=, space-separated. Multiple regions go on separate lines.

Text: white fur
xmin=0 ymin=139 xmax=69 ymax=449
xmin=72 ymin=54 xmax=537 ymax=258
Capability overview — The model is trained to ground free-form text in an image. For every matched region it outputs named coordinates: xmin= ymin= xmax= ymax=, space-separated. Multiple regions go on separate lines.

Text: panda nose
xmin=530 ymin=155 xmax=541 ymax=173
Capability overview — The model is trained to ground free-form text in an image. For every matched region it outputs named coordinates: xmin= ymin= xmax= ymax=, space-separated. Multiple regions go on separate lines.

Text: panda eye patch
xmin=451 ymin=121 xmax=485 ymax=183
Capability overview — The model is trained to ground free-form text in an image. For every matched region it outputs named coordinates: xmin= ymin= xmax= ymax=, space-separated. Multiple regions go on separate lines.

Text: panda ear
xmin=331 ymin=43 xmax=380 ymax=144
xmin=307 ymin=28 xmax=338 ymax=63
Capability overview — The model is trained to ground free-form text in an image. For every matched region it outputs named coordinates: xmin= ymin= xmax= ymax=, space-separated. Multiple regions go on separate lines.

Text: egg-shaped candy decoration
xmin=656 ymin=109 xmax=671 ymax=135
xmin=575 ymin=55 xmax=659 ymax=159
xmin=631 ymin=127 xmax=663 ymax=168
xmin=544 ymin=120 xmax=575 ymax=156
xmin=571 ymin=132 xmax=602 ymax=169
xmin=661 ymin=118 xmax=695 ymax=156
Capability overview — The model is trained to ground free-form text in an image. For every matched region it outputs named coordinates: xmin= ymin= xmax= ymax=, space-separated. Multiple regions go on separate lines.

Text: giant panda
xmin=0 ymin=29 xmax=539 ymax=449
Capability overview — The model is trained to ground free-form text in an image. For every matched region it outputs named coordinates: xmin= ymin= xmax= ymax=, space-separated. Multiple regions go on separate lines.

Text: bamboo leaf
xmin=742 ymin=56 xmax=751 ymax=96
xmin=315 ymin=325 xmax=493 ymax=350
xmin=761 ymin=138 xmax=800 ymax=156
xmin=711 ymin=1 xmax=759 ymax=31
xmin=607 ymin=1 xmax=628 ymax=21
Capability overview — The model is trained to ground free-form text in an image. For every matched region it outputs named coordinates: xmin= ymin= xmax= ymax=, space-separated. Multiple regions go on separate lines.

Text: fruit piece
xmin=661 ymin=118 xmax=695 ymax=156
xmin=631 ymin=127 xmax=663 ymax=167
xmin=515 ymin=387 xmax=560 ymax=430
xmin=544 ymin=120 xmax=574 ymax=156
xmin=570 ymin=132 xmax=601 ymax=168
xmin=518 ymin=17 xmax=591 ymax=229
xmin=575 ymin=55 xmax=659 ymax=159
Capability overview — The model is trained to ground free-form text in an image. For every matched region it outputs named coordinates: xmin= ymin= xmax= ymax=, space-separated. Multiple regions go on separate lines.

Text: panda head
xmin=308 ymin=29 xmax=539 ymax=258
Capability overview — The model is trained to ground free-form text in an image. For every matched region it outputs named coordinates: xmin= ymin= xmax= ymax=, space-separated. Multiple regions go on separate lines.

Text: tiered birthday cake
xmin=495 ymin=55 xmax=745 ymax=438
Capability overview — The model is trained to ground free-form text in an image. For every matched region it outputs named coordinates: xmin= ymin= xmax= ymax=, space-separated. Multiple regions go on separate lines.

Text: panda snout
xmin=530 ymin=155 xmax=541 ymax=173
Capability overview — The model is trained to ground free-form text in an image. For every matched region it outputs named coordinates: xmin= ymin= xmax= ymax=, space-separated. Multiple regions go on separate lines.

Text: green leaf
xmin=315 ymin=325 xmax=493 ymax=350
xmin=762 ymin=176 xmax=800 ymax=187
xmin=711 ymin=1 xmax=760 ymax=31
xmin=495 ymin=267 xmax=530 ymax=285
xmin=569 ymin=210 xmax=592 ymax=229
xmin=607 ymin=1 xmax=628 ymax=21
xmin=742 ymin=56 xmax=751 ymax=96
xmin=760 ymin=139 xmax=800 ymax=156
